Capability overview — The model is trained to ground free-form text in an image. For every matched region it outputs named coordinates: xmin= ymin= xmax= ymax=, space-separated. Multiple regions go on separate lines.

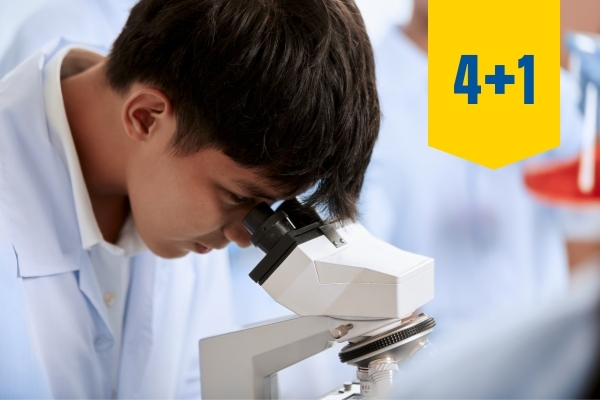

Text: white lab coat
xmin=360 ymin=28 xmax=584 ymax=331
xmin=0 ymin=40 xmax=236 ymax=399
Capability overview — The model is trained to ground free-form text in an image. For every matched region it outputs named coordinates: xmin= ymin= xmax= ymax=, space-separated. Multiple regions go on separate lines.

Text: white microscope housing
xmin=259 ymin=222 xmax=433 ymax=320
xmin=200 ymin=201 xmax=436 ymax=399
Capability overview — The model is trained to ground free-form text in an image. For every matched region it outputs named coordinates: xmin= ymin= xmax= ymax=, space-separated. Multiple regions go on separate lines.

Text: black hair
xmin=106 ymin=0 xmax=380 ymax=221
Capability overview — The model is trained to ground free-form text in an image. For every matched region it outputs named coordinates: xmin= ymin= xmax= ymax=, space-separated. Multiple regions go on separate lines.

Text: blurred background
xmin=0 ymin=0 xmax=413 ymax=58
xmin=1 ymin=0 xmax=600 ymax=398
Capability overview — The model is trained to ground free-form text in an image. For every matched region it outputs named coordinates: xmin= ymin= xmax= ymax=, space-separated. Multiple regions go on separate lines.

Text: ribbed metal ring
xmin=338 ymin=317 xmax=435 ymax=363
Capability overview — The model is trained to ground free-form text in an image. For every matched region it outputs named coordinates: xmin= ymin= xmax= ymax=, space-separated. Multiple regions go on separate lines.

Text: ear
xmin=122 ymin=88 xmax=174 ymax=142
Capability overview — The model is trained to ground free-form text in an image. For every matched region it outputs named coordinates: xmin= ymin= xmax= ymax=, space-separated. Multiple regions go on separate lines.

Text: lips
xmin=194 ymin=243 xmax=212 ymax=254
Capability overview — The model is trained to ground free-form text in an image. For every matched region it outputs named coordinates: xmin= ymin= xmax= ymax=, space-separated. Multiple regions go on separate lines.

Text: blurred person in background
xmin=360 ymin=0 xmax=600 ymax=333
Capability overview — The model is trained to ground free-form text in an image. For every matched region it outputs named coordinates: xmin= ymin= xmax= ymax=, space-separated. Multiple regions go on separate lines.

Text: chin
xmin=147 ymin=241 xmax=190 ymax=259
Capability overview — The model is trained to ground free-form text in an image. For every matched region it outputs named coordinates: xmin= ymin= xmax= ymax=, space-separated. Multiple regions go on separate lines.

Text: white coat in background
xmin=0 ymin=39 xmax=235 ymax=399
xmin=360 ymin=28 xmax=584 ymax=332
xmin=0 ymin=0 xmax=136 ymax=78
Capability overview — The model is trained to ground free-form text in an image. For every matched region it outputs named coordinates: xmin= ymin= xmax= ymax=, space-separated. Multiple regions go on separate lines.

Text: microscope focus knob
xmin=339 ymin=315 xmax=436 ymax=364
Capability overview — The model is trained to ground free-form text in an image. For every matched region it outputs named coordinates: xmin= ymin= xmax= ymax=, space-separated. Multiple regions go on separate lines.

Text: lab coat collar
xmin=43 ymin=44 xmax=106 ymax=251
xmin=43 ymin=43 xmax=147 ymax=258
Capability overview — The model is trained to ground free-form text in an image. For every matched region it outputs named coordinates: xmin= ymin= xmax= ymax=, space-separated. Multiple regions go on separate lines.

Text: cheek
xmin=126 ymin=152 xmax=226 ymax=244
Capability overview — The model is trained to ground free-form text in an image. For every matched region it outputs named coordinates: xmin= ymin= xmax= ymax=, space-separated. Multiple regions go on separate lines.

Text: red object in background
xmin=524 ymin=145 xmax=600 ymax=206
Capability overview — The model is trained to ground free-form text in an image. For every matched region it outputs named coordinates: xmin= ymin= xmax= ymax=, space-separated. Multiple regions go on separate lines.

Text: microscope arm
xmin=200 ymin=203 xmax=436 ymax=399
xmin=200 ymin=316 xmax=334 ymax=399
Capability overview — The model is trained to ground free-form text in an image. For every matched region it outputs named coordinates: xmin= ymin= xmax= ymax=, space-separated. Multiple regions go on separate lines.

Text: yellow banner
xmin=428 ymin=0 xmax=560 ymax=169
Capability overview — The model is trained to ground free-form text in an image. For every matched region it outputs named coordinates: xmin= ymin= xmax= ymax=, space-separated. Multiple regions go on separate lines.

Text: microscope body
xmin=259 ymin=222 xmax=433 ymax=320
xmin=200 ymin=202 xmax=435 ymax=399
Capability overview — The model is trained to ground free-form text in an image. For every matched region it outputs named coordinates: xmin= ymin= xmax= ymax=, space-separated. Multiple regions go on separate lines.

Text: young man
xmin=0 ymin=0 xmax=379 ymax=398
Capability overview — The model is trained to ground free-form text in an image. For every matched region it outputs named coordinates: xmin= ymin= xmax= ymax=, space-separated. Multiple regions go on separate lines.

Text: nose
xmin=223 ymin=221 xmax=252 ymax=248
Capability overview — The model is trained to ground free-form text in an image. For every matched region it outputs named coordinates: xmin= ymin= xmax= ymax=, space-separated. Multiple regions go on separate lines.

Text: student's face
xmin=127 ymin=144 xmax=285 ymax=259
xmin=121 ymin=86 xmax=290 ymax=258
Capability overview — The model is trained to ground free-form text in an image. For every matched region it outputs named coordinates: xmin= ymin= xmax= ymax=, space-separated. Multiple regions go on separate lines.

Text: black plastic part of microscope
xmin=243 ymin=203 xmax=295 ymax=253
xmin=243 ymin=200 xmax=326 ymax=285
xmin=275 ymin=198 xmax=323 ymax=228
xmin=338 ymin=317 xmax=436 ymax=363
xmin=248 ymin=222 xmax=323 ymax=285
xmin=242 ymin=202 xmax=274 ymax=235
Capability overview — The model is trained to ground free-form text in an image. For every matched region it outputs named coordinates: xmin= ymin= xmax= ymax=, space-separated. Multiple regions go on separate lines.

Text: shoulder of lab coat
xmin=0 ymin=41 xmax=91 ymax=398
xmin=0 ymin=38 xmax=86 ymax=277
xmin=0 ymin=41 xmax=108 ymax=397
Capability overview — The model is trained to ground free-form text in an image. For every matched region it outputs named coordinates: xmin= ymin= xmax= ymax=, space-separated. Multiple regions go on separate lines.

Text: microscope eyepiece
xmin=242 ymin=202 xmax=274 ymax=235
xmin=243 ymin=200 xmax=328 ymax=284
xmin=243 ymin=203 xmax=296 ymax=253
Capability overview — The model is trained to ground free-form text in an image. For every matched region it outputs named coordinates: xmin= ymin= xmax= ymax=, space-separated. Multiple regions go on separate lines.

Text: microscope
xmin=200 ymin=200 xmax=435 ymax=399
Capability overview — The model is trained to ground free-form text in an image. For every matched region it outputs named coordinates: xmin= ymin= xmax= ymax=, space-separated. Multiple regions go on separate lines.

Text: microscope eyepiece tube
xmin=243 ymin=203 xmax=296 ymax=253
xmin=242 ymin=202 xmax=274 ymax=235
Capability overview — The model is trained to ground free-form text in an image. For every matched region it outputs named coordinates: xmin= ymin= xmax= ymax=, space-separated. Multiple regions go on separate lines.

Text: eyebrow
xmin=234 ymin=179 xmax=281 ymax=201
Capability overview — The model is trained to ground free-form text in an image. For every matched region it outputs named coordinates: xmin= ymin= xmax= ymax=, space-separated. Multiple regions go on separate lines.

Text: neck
xmin=403 ymin=11 xmax=428 ymax=53
xmin=61 ymin=62 xmax=132 ymax=243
